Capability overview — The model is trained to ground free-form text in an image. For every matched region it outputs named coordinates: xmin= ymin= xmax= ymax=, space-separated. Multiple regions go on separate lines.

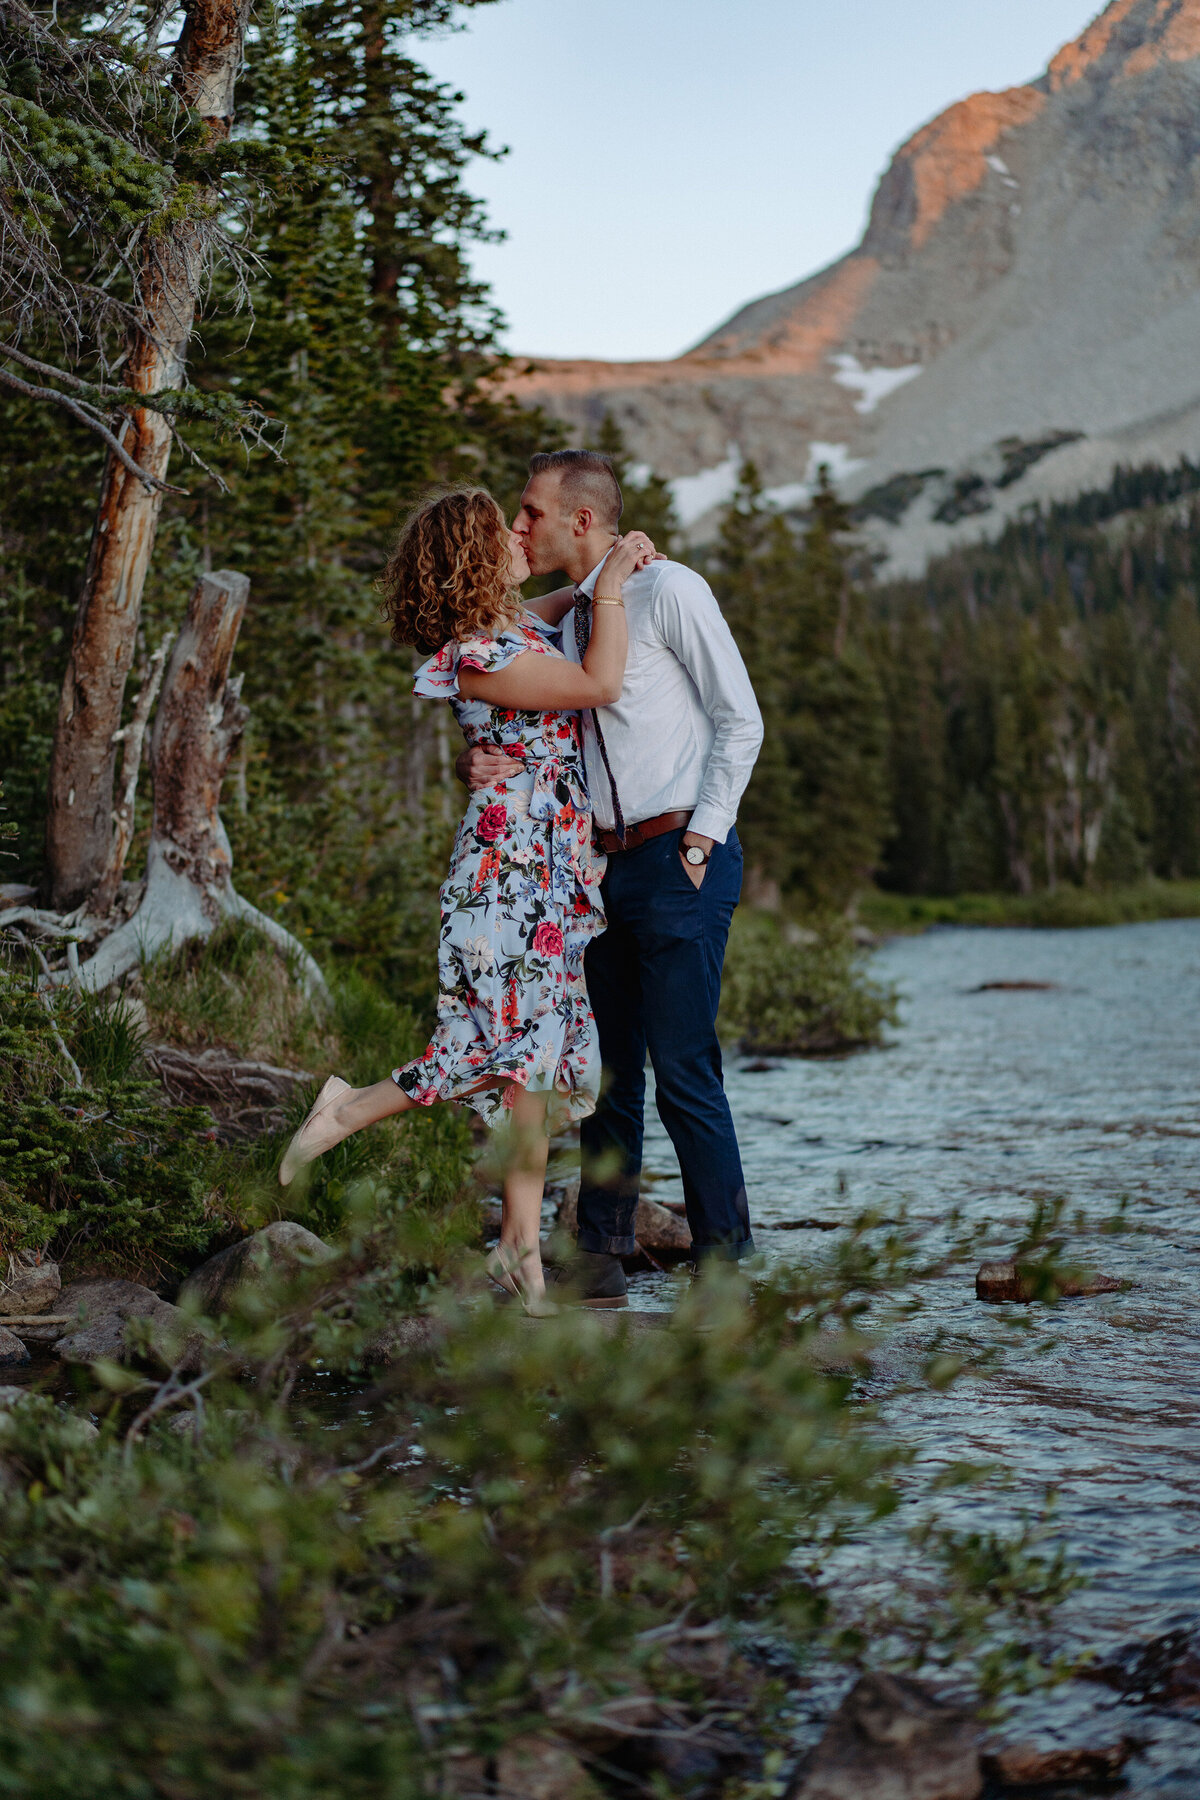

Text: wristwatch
xmin=683 ymin=842 xmax=710 ymax=867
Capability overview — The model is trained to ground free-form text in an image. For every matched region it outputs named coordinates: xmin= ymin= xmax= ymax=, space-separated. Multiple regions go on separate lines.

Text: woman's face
xmin=506 ymin=527 xmax=530 ymax=587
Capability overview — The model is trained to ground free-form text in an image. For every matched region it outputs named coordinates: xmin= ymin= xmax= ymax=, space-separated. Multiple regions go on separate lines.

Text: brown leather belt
xmin=595 ymin=809 xmax=692 ymax=855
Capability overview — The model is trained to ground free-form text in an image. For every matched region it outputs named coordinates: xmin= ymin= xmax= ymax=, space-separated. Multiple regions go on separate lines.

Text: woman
xmin=279 ymin=488 xmax=656 ymax=1313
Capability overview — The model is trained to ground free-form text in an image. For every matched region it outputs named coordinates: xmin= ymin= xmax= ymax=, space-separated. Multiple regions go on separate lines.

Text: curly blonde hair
xmin=379 ymin=488 xmax=520 ymax=655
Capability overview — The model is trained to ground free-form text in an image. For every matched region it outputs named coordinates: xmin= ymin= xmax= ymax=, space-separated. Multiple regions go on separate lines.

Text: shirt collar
xmin=575 ymin=551 xmax=615 ymax=600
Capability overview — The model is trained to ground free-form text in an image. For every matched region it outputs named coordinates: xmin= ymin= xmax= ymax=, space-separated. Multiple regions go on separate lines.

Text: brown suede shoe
xmin=545 ymin=1249 xmax=628 ymax=1309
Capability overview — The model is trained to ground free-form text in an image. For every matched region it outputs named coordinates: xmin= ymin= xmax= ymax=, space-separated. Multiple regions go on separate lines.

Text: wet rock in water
xmin=1085 ymin=1625 xmax=1200 ymax=1708
xmin=975 ymin=1261 xmax=1124 ymax=1303
xmin=54 ymin=1279 xmax=208 ymax=1373
xmin=557 ymin=1189 xmax=692 ymax=1260
xmin=58 ymin=1277 xmax=163 ymax=1319
xmin=0 ymin=1253 xmax=61 ymax=1316
xmin=973 ymin=981 xmax=1058 ymax=993
xmin=982 ymin=1738 xmax=1136 ymax=1787
xmin=0 ymin=1386 xmax=99 ymax=1439
xmin=491 ymin=1735 xmax=603 ymax=1799
xmin=790 ymin=1671 xmax=981 ymax=1800
xmin=0 ymin=1327 xmax=30 ymax=1367
xmin=178 ymin=1221 xmax=337 ymax=1316
xmin=361 ymin=1314 xmax=443 ymax=1365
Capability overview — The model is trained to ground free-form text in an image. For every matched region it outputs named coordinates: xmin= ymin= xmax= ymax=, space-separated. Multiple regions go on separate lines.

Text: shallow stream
xmin=634 ymin=919 xmax=1200 ymax=1791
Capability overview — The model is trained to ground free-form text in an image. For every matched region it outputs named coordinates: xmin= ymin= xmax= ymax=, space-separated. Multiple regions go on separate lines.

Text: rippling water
xmin=635 ymin=920 xmax=1200 ymax=1791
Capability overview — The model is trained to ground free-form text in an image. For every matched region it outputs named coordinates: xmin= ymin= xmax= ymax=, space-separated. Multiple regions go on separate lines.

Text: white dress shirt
xmin=566 ymin=556 xmax=763 ymax=843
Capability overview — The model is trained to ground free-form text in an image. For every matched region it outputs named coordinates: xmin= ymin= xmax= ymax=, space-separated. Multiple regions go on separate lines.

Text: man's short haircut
xmin=529 ymin=448 xmax=623 ymax=530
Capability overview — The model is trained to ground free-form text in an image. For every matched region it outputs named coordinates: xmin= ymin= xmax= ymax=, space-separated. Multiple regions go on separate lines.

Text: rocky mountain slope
xmin=505 ymin=0 xmax=1200 ymax=570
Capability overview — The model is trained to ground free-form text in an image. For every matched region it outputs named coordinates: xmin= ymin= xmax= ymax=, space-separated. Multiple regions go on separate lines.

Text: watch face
xmin=685 ymin=846 xmax=705 ymax=865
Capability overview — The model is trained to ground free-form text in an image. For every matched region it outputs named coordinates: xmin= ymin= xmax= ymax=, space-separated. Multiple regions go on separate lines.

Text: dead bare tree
xmin=45 ymin=0 xmax=254 ymax=911
xmin=73 ymin=570 xmax=326 ymax=997
xmin=89 ymin=630 xmax=175 ymax=917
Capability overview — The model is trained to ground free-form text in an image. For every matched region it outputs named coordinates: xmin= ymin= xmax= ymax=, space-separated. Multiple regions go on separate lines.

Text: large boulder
xmin=791 ymin=1672 xmax=981 ymax=1800
xmin=557 ymin=1187 xmax=692 ymax=1260
xmin=0 ymin=1327 xmax=30 ymax=1367
xmin=178 ymin=1221 xmax=337 ymax=1317
xmin=54 ymin=1278 xmax=208 ymax=1373
xmin=0 ymin=1254 xmax=61 ymax=1317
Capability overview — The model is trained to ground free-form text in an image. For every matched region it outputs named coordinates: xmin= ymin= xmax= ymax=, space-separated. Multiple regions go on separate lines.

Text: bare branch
xmin=0 ymin=339 xmax=99 ymax=389
xmin=0 ymin=360 xmax=185 ymax=493
xmin=92 ymin=629 xmax=176 ymax=914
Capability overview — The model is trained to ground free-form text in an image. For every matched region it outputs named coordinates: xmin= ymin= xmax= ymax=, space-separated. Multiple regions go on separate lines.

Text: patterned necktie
xmin=573 ymin=588 xmax=626 ymax=844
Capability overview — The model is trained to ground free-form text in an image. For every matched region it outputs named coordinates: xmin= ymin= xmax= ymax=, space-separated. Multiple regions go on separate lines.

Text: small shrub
xmin=0 ymin=1235 xmax=1073 ymax=1797
xmin=720 ymin=914 xmax=899 ymax=1055
xmin=0 ymin=964 xmax=222 ymax=1279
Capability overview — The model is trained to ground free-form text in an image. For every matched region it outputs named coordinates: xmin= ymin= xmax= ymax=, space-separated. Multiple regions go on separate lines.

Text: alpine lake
xmin=628 ymin=918 xmax=1200 ymax=1794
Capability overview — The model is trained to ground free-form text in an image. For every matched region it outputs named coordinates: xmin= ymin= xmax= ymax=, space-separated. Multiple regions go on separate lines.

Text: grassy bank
xmin=859 ymin=877 xmax=1200 ymax=935
xmin=0 ymin=921 xmax=476 ymax=1281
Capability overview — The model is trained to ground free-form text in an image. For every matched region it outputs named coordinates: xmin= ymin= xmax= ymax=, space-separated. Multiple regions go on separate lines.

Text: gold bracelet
xmin=592 ymin=595 xmax=624 ymax=606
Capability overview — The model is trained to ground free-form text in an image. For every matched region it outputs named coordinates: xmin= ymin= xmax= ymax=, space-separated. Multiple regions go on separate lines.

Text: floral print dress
xmin=392 ymin=613 xmax=607 ymax=1128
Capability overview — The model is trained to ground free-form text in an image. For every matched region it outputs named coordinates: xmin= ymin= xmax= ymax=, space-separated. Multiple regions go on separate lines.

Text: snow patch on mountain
xmin=829 ymin=354 xmax=924 ymax=415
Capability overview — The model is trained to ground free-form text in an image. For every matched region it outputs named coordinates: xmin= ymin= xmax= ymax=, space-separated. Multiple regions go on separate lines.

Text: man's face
xmin=513 ymin=471 xmax=577 ymax=577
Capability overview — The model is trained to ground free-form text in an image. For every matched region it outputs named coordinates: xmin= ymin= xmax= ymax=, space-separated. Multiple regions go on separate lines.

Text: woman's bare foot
xmin=279 ymin=1076 xmax=352 ymax=1185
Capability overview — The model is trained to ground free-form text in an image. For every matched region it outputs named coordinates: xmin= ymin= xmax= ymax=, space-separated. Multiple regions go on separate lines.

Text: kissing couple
xmin=281 ymin=449 xmax=763 ymax=1314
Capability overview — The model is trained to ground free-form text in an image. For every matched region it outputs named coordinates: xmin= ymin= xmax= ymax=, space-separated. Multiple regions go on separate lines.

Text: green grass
xmin=139 ymin=915 xmax=340 ymax=1070
xmin=859 ymin=877 xmax=1200 ymax=935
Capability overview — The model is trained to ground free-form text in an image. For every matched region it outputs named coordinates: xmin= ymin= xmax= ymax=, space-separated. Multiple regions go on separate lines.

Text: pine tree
xmin=708 ymin=465 xmax=889 ymax=910
xmin=594 ymin=413 xmax=681 ymax=553
xmin=705 ymin=464 xmax=798 ymax=901
xmin=785 ymin=471 xmax=889 ymax=908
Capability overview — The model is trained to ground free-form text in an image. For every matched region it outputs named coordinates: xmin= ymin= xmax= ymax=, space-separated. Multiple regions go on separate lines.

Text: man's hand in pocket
xmin=679 ymin=833 xmax=715 ymax=889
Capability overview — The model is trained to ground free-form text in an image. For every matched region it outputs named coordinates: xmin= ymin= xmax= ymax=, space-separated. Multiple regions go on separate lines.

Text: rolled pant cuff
xmin=692 ymin=1237 xmax=756 ymax=1263
xmin=576 ymin=1228 xmax=638 ymax=1257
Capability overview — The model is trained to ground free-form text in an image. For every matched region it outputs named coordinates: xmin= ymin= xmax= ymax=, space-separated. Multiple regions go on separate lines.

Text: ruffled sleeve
xmin=412 ymin=628 xmax=529 ymax=699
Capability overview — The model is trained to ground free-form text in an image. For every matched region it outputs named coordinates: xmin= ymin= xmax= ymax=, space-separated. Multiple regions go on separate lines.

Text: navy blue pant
xmin=578 ymin=827 xmax=753 ymax=1261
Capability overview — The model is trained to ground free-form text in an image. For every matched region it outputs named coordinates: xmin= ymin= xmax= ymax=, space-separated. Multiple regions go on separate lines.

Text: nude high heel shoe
xmin=279 ymin=1076 xmax=353 ymax=1186
xmin=486 ymin=1247 xmax=559 ymax=1318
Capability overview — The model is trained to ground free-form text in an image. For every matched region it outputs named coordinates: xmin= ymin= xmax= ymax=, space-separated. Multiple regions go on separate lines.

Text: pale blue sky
xmin=421 ymin=0 xmax=1104 ymax=361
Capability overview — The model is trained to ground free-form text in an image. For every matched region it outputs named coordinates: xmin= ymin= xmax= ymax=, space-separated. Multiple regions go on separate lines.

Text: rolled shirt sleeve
xmin=652 ymin=567 xmax=764 ymax=843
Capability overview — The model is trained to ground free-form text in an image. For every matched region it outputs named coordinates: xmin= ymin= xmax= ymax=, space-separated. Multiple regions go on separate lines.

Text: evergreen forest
xmin=703 ymin=460 xmax=1200 ymax=918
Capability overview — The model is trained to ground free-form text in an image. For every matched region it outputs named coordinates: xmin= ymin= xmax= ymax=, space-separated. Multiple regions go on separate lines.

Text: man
xmin=457 ymin=449 xmax=763 ymax=1306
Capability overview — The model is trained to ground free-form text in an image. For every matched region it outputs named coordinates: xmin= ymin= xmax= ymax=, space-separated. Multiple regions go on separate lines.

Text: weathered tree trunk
xmin=45 ymin=0 xmax=253 ymax=911
xmin=76 ymin=572 xmax=327 ymax=998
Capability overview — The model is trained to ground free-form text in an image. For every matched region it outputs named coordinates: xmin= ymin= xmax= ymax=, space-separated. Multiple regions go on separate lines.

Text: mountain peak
xmin=1045 ymin=0 xmax=1200 ymax=90
xmin=507 ymin=0 xmax=1200 ymax=569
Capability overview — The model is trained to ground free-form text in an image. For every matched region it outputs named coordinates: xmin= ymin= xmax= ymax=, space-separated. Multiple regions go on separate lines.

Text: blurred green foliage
xmin=0 ymin=1217 xmax=1075 ymax=1797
